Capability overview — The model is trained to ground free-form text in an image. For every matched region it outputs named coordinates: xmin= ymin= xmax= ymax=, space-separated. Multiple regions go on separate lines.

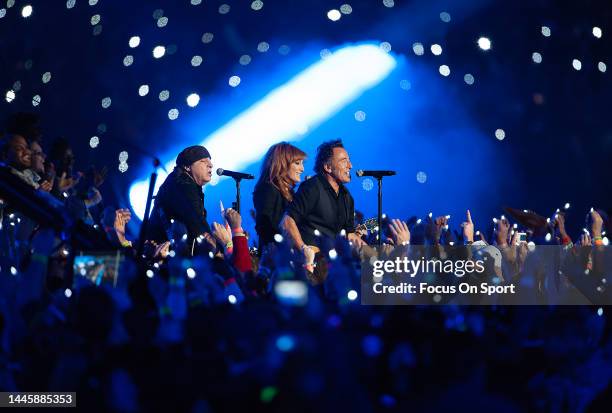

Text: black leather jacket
xmin=147 ymin=168 xmax=211 ymax=243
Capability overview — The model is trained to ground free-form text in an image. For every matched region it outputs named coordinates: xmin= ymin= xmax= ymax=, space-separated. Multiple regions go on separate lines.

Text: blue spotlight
xmin=129 ymin=44 xmax=396 ymax=219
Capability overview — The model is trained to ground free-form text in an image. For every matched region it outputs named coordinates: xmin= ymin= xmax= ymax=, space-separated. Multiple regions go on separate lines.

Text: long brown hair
xmin=257 ymin=142 xmax=306 ymax=202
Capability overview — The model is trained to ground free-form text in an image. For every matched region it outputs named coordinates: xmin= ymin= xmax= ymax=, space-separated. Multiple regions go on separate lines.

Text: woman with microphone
xmin=253 ymin=142 xmax=306 ymax=247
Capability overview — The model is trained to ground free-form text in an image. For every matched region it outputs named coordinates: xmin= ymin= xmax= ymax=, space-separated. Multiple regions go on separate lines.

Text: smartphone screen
xmin=73 ymin=251 xmax=124 ymax=288
xmin=274 ymin=280 xmax=308 ymax=306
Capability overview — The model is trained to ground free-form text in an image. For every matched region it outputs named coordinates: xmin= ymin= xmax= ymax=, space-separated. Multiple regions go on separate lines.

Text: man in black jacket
xmin=147 ymin=145 xmax=213 ymax=246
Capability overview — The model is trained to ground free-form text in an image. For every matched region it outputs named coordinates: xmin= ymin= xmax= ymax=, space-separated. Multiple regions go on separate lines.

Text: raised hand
xmin=212 ymin=222 xmax=231 ymax=246
xmin=554 ymin=212 xmax=569 ymax=239
xmin=154 ymin=241 xmax=171 ymax=259
xmin=425 ymin=214 xmax=447 ymax=244
xmin=579 ymin=233 xmax=592 ymax=247
xmin=39 ymin=180 xmax=52 ymax=192
xmin=303 ymin=244 xmax=315 ymax=266
xmin=591 ymin=209 xmax=603 ymax=238
xmin=496 ymin=217 xmax=510 ymax=246
xmin=113 ymin=208 xmax=132 ymax=243
xmin=223 ymin=208 xmax=242 ymax=231
xmin=462 ymin=210 xmax=474 ymax=243
xmin=57 ymin=171 xmax=81 ymax=192
xmin=389 ymin=219 xmax=410 ymax=245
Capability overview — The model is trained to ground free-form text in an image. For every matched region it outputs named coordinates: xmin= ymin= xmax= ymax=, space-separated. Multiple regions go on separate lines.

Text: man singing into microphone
xmin=281 ymin=139 xmax=366 ymax=257
xmin=148 ymin=145 xmax=213 ymax=244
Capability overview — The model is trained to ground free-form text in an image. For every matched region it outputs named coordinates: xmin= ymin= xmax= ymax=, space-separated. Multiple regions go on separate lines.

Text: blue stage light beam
xmin=129 ymin=44 xmax=396 ymax=219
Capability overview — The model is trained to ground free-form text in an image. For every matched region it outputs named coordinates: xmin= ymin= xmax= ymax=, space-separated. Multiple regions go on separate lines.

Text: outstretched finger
xmin=389 ymin=223 xmax=399 ymax=238
xmin=466 ymin=210 xmax=472 ymax=224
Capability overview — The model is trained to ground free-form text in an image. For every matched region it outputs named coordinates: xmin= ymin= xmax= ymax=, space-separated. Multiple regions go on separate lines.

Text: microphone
xmin=356 ymin=170 xmax=396 ymax=178
xmin=216 ymin=168 xmax=254 ymax=180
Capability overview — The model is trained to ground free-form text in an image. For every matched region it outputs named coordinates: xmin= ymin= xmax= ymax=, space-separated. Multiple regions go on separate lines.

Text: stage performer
xmin=148 ymin=145 xmax=213 ymax=245
xmin=281 ymin=139 xmax=366 ymax=259
xmin=253 ymin=142 xmax=306 ymax=247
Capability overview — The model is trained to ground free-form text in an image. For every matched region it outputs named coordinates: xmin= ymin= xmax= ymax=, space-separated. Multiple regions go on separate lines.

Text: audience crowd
xmin=1 ymin=113 xmax=611 ymax=412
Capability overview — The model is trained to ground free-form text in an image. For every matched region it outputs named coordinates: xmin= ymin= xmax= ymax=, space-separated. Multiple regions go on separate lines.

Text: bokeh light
xmin=168 ymin=108 xmax=179 ymax=120
xmin=21 ymin=4 xmax=32 ymax=18
xmin=251 ymin=1 xmax=263 ymax=11
xmin=191 ymin=55 xmax=203 ymax=66
xmin=430 ymin=44 xmax=442 ymax=55
xmin=157 ymin=16 xmax=168 ymax=28
xmin=129 ymin=36 xmax=140 ymax=48
xmin=412 ymin=42 xmax=424 ymax=55
xmin=201 ymin=32 xmax=214 ymax=43
xmin=541 ymin=26 xmax=551 ymax=37
xmin=101 ymin=97 xmax=111 ymax=108
xmin=598 ymin=62 xmax=607 ymax=72
xmin=159 ymin=90 xmax=170 ymax=101
xmin=592 ymin=26 xmax=602 ymax=38
xmin=186 ymin=93 xmax=200 ymax=107
xmin=495 ymin=128 xmax=506 ymax=140
xmin=152 ymin=45 xmax=166 ymax=58
xmin=464 ymin=73 xmax=475 ymax=85
xmin=399 ymin=79 xmax=411 ymax=90
xmin=532 ymin=52 xmax=542 ymax=63
xmin=439 ymin=65 xmax=450 ymax=76
xmin=340 ymin=4 xmax=352 ymax=14
xmin=439 ymin=11 xmax=451 ymax=22
xmin=218 ymin=4 xmax=231 ymax=14
xmin=5 ymin=89 xmax=16 ymax=103
xmin=228 ymin=75 xmax=241 ymax=87
xmin=239 ymin=55 xmax=252 ymax=65
xmin=327 ymin=9 xmax=341 ymax=21
xmin=257 ymin=42 xmax=269 ymax=52
xmin=138 ymin=84 xmax=149 ymax=96
xmin=477 ymin=37 xmax=491 ymax=50
xmin=572 ymin=59 xmax=582 ymax=70
xmin=354 ymin=110 xmax=366 ymax=121
xmin=416 ymin=171 xmax=427 ymax=183
xmin=89 ymin=136 xmax=99 ymax=148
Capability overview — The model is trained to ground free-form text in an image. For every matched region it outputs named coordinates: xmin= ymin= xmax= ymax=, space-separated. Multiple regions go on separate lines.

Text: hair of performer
xmin=256 ymin=142 xmax=306 ymax=201
xmin=314 ymin=139 xmax=352 ymax=187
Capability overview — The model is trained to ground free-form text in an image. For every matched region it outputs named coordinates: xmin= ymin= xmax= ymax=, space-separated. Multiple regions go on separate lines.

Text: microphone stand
xmin=231 ymin=177 xmax=242 ymax=214
xmin=136 ymin=157 xmax=161 ymax=257
xmin=377 ymin=177 xmax=383 ymax=247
